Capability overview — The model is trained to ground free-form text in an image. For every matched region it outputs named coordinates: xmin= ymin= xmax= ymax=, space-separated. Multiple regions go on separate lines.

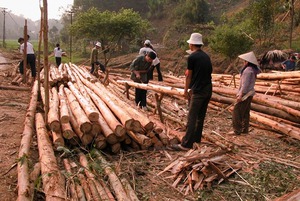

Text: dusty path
xmin=0 ymin=52 xmax=30 ymax=200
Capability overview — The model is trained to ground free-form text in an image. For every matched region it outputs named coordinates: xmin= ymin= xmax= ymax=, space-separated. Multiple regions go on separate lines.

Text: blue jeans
xmin=181 ymin=84 xmax=212 ymax=148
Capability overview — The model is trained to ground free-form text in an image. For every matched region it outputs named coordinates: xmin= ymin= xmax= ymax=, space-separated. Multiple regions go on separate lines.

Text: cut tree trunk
xmin=64 ymin=87 xmax=92 ymax=133
xmin=67 ymin=81 xmax=99 ymax=121
xmin=58 ymin=84 xmax=70 ymax=123
xmin=93 ymin=150 xmax=131 ymax=201
xmin=85 ymin=86 xmax=126 ymax=137
xmin=17 ymin=81 xmax=38 ymax=201
xmin=35 ymin=113 xmax=66 ymax=200
xmin=47 ymin=87 xmax=61 ymax=132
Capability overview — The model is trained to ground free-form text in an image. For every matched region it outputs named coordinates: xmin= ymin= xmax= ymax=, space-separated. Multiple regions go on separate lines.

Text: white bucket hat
xmin=238 ymin=51 xmax=259 ymax=66
xmin=144 ymin=39 xmax=151 ymax=45
xmin=95 ymin=42 xmax=101 ymax=47
xmin=187 ymin=33 xmax=204 ymax=45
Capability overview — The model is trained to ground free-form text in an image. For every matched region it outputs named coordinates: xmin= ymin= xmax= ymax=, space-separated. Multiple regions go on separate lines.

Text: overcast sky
xmin=0 ymin=0 xmax=73 ymax=21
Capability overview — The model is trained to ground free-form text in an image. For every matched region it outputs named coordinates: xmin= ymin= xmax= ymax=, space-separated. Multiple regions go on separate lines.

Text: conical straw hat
xmin=238 ymin=51 xmax=258 ymax=66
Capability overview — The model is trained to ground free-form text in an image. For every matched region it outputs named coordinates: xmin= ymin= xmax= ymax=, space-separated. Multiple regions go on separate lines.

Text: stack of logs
xmin=38 ymin=63 xmax=181 ymax=153
xmin=111 ymin=69 xmax=300 ymax=141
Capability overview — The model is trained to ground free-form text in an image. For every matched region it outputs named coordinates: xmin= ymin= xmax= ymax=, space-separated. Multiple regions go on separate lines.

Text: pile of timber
xmin=18 ymin=81 xmax=140 ymax=200
xmin=114 ymin=70 xmax=300 ymax=141
xmin=38 ymin=63 xmax=184 ymax=153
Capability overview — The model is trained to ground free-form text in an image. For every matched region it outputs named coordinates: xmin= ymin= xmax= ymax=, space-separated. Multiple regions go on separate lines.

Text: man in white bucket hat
xmin=229 ymin=51 xmax=261 ymax=135
xmin=90 ymin=41 xmax=105 ymax=75
xmin=170 ymin=33 xmax=212 ymax=151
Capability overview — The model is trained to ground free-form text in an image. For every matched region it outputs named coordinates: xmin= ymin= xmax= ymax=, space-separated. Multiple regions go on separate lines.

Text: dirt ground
xmin=0 ymin=50 xmax=299 ymax=201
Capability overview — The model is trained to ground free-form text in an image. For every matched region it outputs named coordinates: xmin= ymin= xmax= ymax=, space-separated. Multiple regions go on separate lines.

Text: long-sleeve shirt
xmin=90 ymin=47 xmax=98 ymax=64
xmin=238 ymin=66 xmax=259 ymax=98
xmin=130 ymin=55 xmax=152 ymax=83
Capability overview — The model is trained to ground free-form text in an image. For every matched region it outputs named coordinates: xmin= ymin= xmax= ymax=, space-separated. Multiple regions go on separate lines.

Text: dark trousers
xmin=135 ymin=88 xmax=147 ymax=107
xmin=181 ymin=84 xmax=212 ymax=148
xmin=19 ymin=54 xmax=36 ymax=77
xmin=90 ymin=62 xmax=105 ymax=73
xmin=232 ymin=96 xmax=253 ymax=134
xmin=55 ymin=57 xmax=62 ymax=67
xmin=148 ymin=63 xmax=163 ymax=81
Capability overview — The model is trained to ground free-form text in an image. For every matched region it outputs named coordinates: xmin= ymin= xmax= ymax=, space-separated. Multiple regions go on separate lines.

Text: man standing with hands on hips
xmin=170 ymin=33 xmax=212 ymax=151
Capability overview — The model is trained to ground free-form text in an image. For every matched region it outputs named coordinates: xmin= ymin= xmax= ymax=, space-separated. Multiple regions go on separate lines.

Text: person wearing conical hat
xmin=230 ymin=51 xmax=261 ymax=135
xmin=169 ymin=33 xmax=213 ymax=151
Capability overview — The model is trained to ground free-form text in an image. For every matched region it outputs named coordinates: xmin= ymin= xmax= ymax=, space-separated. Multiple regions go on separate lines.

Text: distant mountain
xmin=0 ymin=12 xmax=63 ymax=40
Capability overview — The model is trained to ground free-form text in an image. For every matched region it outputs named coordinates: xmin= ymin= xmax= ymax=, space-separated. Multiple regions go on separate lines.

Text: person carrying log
xmin=18 ymin=35 xmax=36 ymax=78
xmin=169 ymin=33 xmax=213 ymax=151
xmin=229 ymin=51 xmax=261 ymax=135
xmin=130 ymin=51 xmax=156 ymax=111
xmin=139 ymin=39 xmax=163 ymax=81
xmin=90 ymin=41 xmax=105 ymax=75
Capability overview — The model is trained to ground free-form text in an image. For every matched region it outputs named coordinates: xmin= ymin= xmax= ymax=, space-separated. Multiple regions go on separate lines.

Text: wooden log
xmin=78 ymin=152 xmax=101 ymax=201
xmin=29 ymin=163 xmax=41 ymax=201
xmin=62 ymin=159 xmax=80 ymax=200
xmin=35 ymin=113 xmax=66 ymax=200
xmin=64 ymin=87 xmax=92 ymax=133
xmin=66 ymin=98 xmax=93 ymax=145
xmin=68 ymin=81 xmax=99 ymax=121
xmin=95 ymin=134 xmax=107 ymax=150
xmin=96 ymin=113 xmax=118 ymax=145
xmin=98 ymin=180 xmax=116 ymax=201
xmin=0 ymin=85 xmax=31 ymax=91
xmin=17 ymin=81 xmax=38 ymax=201
xmin=151 ymin=135 xmax=164 ymax=148
xmin=92 ymin=179 xmax=113 ymax=201
xmin=121 ymin=178 xmax=140 ymax=201
xmin=65 ymin=63 xmax=76 ymax=83
xmin=50 ymin=130 xmax=65 ymax=149
xmin=58 ymin=84 xmax=70 ymax=123
xmin=111 ymin=142 xmax=121 ymax=153
xmin=90 ymin=120 xmax=102 ymax=136
xmin=93 ymin=150 xmax=131 ymax=201
xmin=61 ymin=122 xmax=75 ymax=139
xmin=272 ymin=188 xmax=300 ymax=201
xmin=11 ymin=74 xmax=22 ymax=85
xmin=117 ymin=80 xmax=184 ymax=96
xmin=107 ymin=85 xmax=154 ymax=131
xmin=250 ymin=111 xmax=300 ymax=140
xmin=85 ymin=87 xmax=126 ymax=137
xmin=78 ymin=173 xmax=93 ymax=201
xmin=158 ymin=132 xmax=170 ymax=145
xmin=91 ymin=81 xmax=134 ymax=130
xmin=127 ymin=131 xmax=152 ymax=148
xmin=48 ymin=87 xmax=61 ymax=132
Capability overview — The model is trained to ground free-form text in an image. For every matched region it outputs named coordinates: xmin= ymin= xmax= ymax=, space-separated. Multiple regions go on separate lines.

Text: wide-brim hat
xmin=144 ymin=39 xmax=151 ymax=45
xmin=95 ymin=42 xmax=101 ymax=47
xmin=238 ymin=51 xmax=259 ymax=66
xmin=187 ymin=33 xmax=204 ymax=45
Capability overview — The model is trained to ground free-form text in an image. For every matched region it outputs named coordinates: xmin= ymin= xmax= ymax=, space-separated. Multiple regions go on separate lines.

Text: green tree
xmin=174 ymin=0 xmax=210 ymax=24
xmin=70 ymin=8 xmax=150 ymax=63
xmin=209 ymin=24 xmax=254 ymax=61
xmin=247 ymin=0 xmax=281 ymax=46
